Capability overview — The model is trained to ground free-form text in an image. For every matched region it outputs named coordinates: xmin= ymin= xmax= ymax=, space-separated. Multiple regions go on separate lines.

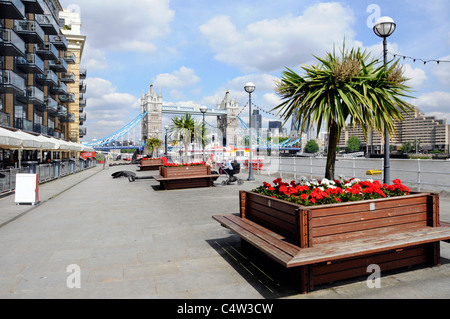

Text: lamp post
xmin=244 ymin=82 xmax=256 ymax=181
xmin=164 ymin=125 xmax=169 ymax=157
xmin=200 ymin=106 xmax=207 ymax=163
xmin=373 ymin=16 xmax=396 ymax=185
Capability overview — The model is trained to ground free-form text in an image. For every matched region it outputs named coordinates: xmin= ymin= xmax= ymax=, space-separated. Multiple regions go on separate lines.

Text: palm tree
xmin=273 ymin=43 xmax=414 ymax=180
xmin=169 ymin=113 xmax=207 ymax=162
xmin=146 ymin=137 xmax=162 ymax=158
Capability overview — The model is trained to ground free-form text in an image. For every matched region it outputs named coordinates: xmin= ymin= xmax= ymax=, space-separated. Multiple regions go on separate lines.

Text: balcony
xmin=49 ymin=34 xmax=68 ymax=50
xmin=49 ymin=81 xmax=67 ymax=95
xmin=79 ymin=107 xmax=84 ymax=114
xmin=64 ymin=52 xmax=76 ymax=64
xmin=60 ymin=72 xmax=75 ymax=83
xmin=21 ymin=0 xmax=45 ymax=14
xmin=45 ymin=97 xmax=58 ymax=115
xmin=0 ymin=28 xmax=26 ymax=57
xmin=35 ymin=14 xmax=60 ymax=35
xmin=36 ymin=41 xmax=58 ymax=61
xmin=59 ymin=93 xmax=75 ymax=103
xmin=14 ymin=20 xmax=45 ymax=44
xmin=0 ymin=111 xmax=11 ymax=127
xmin=48 ymin=57 xmax=68 ymax=73
xmin=16 ymin=53 xmax=45 ymax=74
xmin=79 ymin=127 xmax=87 ymax=137
xmin=79 ymin=113 xmax=86 ymax=123
xmin=79 ymin=97 xmax=86 ymax=108
xmin=0 ymin=70 xmax=26 ymax=94
xmin=57 ymin=105 xmax=67 ymax=118
xmin=14 ymin=118 xmax=33 ymax=132
xmin=0 ymin=0 xmax=26 ymax=19
xmin=61 ymin=112 xmax=75 ymax=123
xmin=17 ymin=86 xmax=45 ymax=107
xmin=80 ymin=69 xmax=87 ymax=79
xmin=33 ymin=123 xmax=48 ymax=135
xmin=36 ymin=70 xmax=58 ymax=87
xmin=79 ymin=81 xmax=87 ymax=93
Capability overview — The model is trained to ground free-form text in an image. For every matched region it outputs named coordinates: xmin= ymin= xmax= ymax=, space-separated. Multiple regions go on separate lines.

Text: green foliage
xmin=273 ymin=41 xmax=414 ymax=179
xmin=304 ymin=140 xmax=319 ymax=153
xmin=346 ymin=136 xmax=361 ymax=153
xmin=146 ymin=137 xmax=162 ymax=157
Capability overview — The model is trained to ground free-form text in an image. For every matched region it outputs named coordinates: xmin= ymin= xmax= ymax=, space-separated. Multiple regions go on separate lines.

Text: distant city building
xmin=251 ymin=110 xmax=262 ymax=131
xmin=140 ymin=83 xmax=163 ymax=141
xmin=338 ymin=106 xmax=449 ymax=154
xmin=217 ymin=90 xmax=241 ymax=147
xmin=269 ymin=120 xmax=282 ymax=132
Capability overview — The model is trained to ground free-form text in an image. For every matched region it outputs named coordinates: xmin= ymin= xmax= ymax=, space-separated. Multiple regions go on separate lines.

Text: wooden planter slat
xmin=155 ymin=166 xmax=214 ymax=190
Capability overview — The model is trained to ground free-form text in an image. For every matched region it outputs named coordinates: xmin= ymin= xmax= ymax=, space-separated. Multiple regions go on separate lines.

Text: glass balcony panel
xmin=16 ymin=53 xmax=45 ymax=74
xmin=35 ymin=14 xmax=59 ymax=35
xmin=0 ymin=70 xmax=26 ymax=94
xmin=36 ymin=41 xmax=58 ymax=60
xmin=48 ymin=57 xmax=68 ymax=73
xmin=79 ymin=81 xmax=87 ymax=93
xmin=14 ymin=118 xmax=33 ymax=132
xmin=14 ymin=20 xmax=45 ymax=44
xmin=80 ymin=69 xmax=87 ymax=79
xmin=0 ymin=28 xmax=26 ymax=57
xmin=45 ymin=97 xmax=58 ymax=114
xmin=60 ymin=72 xmax=75 ymax=83
xmin=36 ymin=69 xmax=58 ymax=86
xmin=0 ymin=111 xmax=11 ymax=127
xmin=64 ymin=52 xmax=76 ymax=64
xmin=0 ymin=0 xmax=26 ymax=19
xmin=49 ymin=34 xmax=67 ymax=49
xmin=59 ymin=93 xmax=75 ymax=103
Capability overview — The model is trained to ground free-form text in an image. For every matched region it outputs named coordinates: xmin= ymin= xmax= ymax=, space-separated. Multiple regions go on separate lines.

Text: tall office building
xmin=0 ymin=0 xmax=86 ymax=142
xmin=251 ymin=109 xmax=262 ymax=131
xmin=60 ymin=8 xmax=87 ymax=143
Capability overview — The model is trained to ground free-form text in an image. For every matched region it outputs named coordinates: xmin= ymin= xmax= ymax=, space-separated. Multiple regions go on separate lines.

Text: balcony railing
xmin=0 ymin=0 xmax=25 ymax=19
xmin=0 ymin=111 xmax=11 ymax=127
xmin=49 ymin=81 xmax=67 ymax=95
xmin=0 ymin=28 xmax=26 ymax=57
xmin=48 ymin=57 xmax=68 ymax=73
xmin=59 ymin=93 xmax=75 ymax=103
xmin=16 ymin=53 xmax=45 ymax=74
xmin=79 ymin=98 xmax=86 ymax=108
xmin=49 ymin=34 xmax=68 ymax=49
xmin=45 ymin=97 xmax=58 ymax=114
xmin=36 ymin=69 xmax=58 ymax=86
xmin=36 ymin=41 xmax=58 ymax=61
xmin=80 ymin=69 xmax=87 ymax=79
xmin=79 ymin=113 xmax=86 ymax=122
xmin=79 ymin=127 xmax=87 ymax=137
xmin=14 ymin=118 xmax=33 ymax=132
xmin=57 ymin=105 xmax=67 ymax=117
xmin=35 ymin=14 xmax=59 ymax=35
xmin=60 ymin=72 xmax=75 ymax=83
xmin=14 ymin=20 xmax=45 ymax=44
xmin=64 ymin=52 xmax=76 ymax=64
xmin=79 ymin=81 xmax=87 ymax=93
xmin=17 ymin=86 xmax=45 ymax=107
xmin=0 ymin=70 xmax=26 ymax=94
xmin=33 ymin=123 xmax=48 ymax=135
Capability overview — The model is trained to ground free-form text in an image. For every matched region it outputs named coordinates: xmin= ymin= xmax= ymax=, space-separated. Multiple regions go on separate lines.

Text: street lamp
xmin=164 ymin=125 xmax=169 ymax=157
xmin=373 ymin=16 xmax=396 ymax=185
xmin=244 ymin=82 xmax=256 ymax=181
xmin=200 ymin=106 xmax=207 ymax=163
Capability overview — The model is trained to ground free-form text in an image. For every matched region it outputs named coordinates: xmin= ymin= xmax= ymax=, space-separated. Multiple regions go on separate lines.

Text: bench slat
xmin=288 ymin=226 xmax=450 ymax=268
xmin=213 ymin=215 xmax=300 ymax=267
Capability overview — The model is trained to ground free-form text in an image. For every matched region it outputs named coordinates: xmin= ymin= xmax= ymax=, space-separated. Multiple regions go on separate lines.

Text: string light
xmin=389 ymin=52 xmax=450 ymax=65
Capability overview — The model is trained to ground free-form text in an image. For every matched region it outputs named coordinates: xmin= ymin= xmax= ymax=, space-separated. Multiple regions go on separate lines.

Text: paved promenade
xmin=0 ymin=163 xmax=449 ymax=299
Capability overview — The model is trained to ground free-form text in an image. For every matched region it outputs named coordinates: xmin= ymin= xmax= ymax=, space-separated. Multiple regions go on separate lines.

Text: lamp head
xmin=373 ymin=16 xmax=396 ymax=38
xmin=244 ymin=82 xmax=256 ymax=94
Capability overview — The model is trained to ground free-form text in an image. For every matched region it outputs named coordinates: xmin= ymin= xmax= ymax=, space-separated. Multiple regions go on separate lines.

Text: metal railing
xmin=256 ymin=156 xmax=450 ymax=193
xmin=0 ymin=159 xmax=97 ymax=195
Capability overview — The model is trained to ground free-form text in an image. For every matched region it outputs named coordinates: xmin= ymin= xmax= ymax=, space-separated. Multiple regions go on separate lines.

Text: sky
xmin=58 ymin=0 xmax=450 ymax=144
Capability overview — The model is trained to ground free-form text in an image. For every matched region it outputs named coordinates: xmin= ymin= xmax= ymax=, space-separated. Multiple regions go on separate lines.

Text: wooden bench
xmin=155 ymin=165 xmax=218 ymax=190
xmin=137 ymin=158 xmax=164 ymax=171
xmin=213 ymin=191 xmax=450 ymax=293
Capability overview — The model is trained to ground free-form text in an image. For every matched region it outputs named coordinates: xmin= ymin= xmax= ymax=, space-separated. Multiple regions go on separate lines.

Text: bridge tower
xmin=141 ymin=83 xmax=163 ymax=142
xmin=217 ymin=90 xmax=241 ymax=147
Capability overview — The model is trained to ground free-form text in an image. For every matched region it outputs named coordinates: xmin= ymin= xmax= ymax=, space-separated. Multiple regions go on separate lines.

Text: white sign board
xmin=15 ymin=174 xmax=39 ymax=205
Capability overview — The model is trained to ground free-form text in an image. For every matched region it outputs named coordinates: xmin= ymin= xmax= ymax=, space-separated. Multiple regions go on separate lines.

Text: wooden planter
xmin=138 ymin=158 xmax=164 ymax=171
xmin=157 ymin=165 xmax=213 ymax=190
xmin=239 ymin=190 xmax=444 ymax=290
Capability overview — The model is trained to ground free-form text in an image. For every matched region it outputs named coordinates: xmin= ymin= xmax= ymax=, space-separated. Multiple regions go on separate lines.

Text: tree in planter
xmin=273 ymin=42 xmax=414 ymax=180
xmin=346 ymin=136 xmax=361 ymax=153
xmin=169 ymin=114 xmax=207 ymax=163
xmin=146 ymin=137 xmax=162 ymax=158
xmin=304 ymin=140 xmax=319 ymax=153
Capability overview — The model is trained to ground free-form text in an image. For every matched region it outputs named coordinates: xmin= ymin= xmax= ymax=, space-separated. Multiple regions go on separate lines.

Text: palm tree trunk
xmin=325 ymin=122 xmax=339 ymax=180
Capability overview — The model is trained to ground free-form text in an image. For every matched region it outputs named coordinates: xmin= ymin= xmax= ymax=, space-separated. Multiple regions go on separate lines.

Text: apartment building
xmin=338 ymin=106 xmax=450 ymax=154
xmin=0 ymin=0 xmax=86 ymax=143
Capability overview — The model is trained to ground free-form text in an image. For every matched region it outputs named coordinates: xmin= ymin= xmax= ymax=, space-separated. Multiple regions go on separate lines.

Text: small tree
xmin=304 ymin=140 xmax=319 ymax=153
xmin=346 ymin=136 xmax=361 ymax=153
xmin=146 ymin=137 xmax=162 ymax=158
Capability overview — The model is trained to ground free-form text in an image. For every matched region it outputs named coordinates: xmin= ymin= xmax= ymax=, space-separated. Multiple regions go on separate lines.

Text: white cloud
xmin=415 ymin=91 xmax=450 ymax=112
xmin=153 ymin=66 xmax=201 ymax=89
xmin=403 ymin=64 xmax=427 ymax=90
xmin=199 ymin=2 xmax=356 ymax=72
xmin=62 ymin=0 xmax=175 ymax=54
xmin=433 ymin=55 xmax=450 ymax=86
